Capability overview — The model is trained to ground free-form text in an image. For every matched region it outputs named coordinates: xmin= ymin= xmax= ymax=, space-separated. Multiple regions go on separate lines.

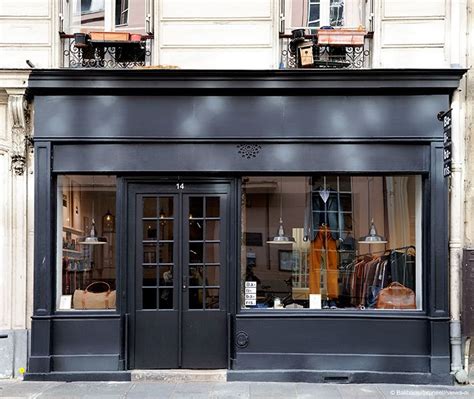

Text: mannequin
xmin=309 ymin=224 xmax=339 ymax=300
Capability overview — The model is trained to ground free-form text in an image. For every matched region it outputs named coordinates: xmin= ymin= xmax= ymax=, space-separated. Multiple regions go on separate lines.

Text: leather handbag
xmin=375 ymin=282 xmax=416 ymax=310
xmin=73 ymin=281 xmax=116 ymax=310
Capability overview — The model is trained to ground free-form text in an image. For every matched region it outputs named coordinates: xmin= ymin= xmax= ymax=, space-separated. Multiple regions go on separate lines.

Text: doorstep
xmin=131 ymin=369 xmax=227 ymax=383
xmin=23 ymin=371 xmax=131 ymax=382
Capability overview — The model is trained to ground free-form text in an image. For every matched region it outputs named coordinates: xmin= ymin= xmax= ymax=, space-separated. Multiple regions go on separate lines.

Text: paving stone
xmin=295 ymin=383 xmax=343 ymax=399
xmin=337 ymin=384 xmax=384 ymax=399
xmin=1 ymin=380 xmax=473 ymax=399
xmin=0 ymin=381 xmax=61 ymax=398
xmin=126 ymin=382 xmax=176 ymax=399
xmin=173 ymin=382 xmax=215 ymax=393
xmin=249 ymin=382 xmax=298 ymax=399
xmin=36 ymin=381 xmax=133 ymax=398
xmin=209 ymin=382 xmax=250 ymax=399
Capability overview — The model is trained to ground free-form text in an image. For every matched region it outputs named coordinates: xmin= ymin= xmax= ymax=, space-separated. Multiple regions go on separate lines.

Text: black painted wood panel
xmin=35 ymin=95 xmax=447 ymax=141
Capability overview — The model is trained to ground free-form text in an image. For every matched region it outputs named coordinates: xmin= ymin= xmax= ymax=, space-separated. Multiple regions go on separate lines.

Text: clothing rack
xmin=340 ymin=246 xmax=416 ymax=308
xmin=356 ymin=245 xmax=416 ymax=259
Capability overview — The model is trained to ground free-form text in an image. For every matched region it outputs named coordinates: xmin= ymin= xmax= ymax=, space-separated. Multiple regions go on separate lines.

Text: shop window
xmin=241 ymin=175 xmax=423 ymax=311
xmin=56 ymin=175 xmax=117 ymax=311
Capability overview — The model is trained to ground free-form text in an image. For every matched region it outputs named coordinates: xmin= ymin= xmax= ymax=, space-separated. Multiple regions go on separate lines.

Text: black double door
xmin=129 ymin=182 xmax=230 ymax=369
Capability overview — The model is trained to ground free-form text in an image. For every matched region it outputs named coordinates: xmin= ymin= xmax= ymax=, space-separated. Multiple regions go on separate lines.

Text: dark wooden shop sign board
xmin=439 ymin=109 xmax=452 ymax=177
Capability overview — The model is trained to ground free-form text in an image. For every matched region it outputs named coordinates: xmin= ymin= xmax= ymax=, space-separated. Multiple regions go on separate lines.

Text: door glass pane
xmin=143 ymin=265 xmax=157 ymax=286
xmin=159 ymin=242 xmax=174 ymax=263
xmin=143 ymin=288 xmax=157 ymax=309
xmin=159 ymin=266 xmax=173 ymax=286
xmin=189 ymin=266 xmax=204 ymax=287
xmin=189 ymin=243 xmax=203 ymax=263
xmin=143 ymin=243 xmax=156 ymax=264
xmin=144 ymin=221 xmax=157 ymax=240
xmin=205 ymin=289 xmax=219 ymax=309
xmin=205 ymin=243 xmax=220 ymax=263
xmin=143 ymin=197 xmax=157 ymax=217
xmin=206 ymin=197 xmax=220 ymax=217
xmin=189 ymin=197 xmax=204 ymax=218
xmin=205 ymin=220 xmax=220 ymax=241
xmin=190 ymin=220 xmax=204 ymax=240
xmin=159 ymin=288 xmax=173 ymax=309
xmin=205 ymin=266 xmax=220 ymax=286
xmin=159 ymin=197 xmax=174 ymax=218
xmin=159 ymin=220 xmax=174 ymax=241
xmin=189 ymin=288 xmax=203 ymax=309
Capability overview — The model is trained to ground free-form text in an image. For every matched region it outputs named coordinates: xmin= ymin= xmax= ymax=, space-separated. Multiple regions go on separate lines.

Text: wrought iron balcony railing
xmin=60 ymin=33 xmax=152 ymax=68
xmin=280 ymin=32 xmax=371 ymax=69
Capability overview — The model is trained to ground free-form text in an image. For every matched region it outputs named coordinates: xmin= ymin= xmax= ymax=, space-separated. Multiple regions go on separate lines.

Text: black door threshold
xmin=227 ymin=370 xmax=454 ymax=385
xmin=24 ymin=371 xmax=131 ymax=382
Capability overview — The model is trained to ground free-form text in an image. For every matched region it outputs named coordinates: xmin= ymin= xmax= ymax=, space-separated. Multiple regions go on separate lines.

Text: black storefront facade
xmin=26 ymin=69 xmax=465 ymax=384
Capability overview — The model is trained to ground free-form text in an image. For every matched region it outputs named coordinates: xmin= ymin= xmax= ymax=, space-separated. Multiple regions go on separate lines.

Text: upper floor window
xmin=77 ymin=0 xmax=105 ymax=14
xmin=116 ymin=0 xmax=129 ymax=26
xmin=308 ymin=0 xmax=344 ymax=29
xmin=63 ymin=0 xmax=150 ymax=34
xmin=283 ymin=0 xmax=365 ymax=34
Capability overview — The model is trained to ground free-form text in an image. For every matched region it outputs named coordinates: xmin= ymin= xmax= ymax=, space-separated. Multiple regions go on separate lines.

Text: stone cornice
xmin=0 ymin=70 xmax=31 ymax=91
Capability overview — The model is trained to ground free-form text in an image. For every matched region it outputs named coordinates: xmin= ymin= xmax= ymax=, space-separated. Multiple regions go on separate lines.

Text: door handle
xmin=182 ymin=276 xmax=188 ymax=290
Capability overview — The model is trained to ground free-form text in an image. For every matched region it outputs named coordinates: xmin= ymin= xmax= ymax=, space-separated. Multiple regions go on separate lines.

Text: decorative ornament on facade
xmin=9 ymin=95 xmax=31 ymax=176
xmin=237 ymin=144 xmax=262 ymax=159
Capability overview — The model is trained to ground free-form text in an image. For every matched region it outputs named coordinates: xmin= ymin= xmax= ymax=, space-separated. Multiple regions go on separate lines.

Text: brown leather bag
xmin=73 ymin=281 xmax=116 ymax=310
xmin=375 ymin=282 xmax=416 ymax=310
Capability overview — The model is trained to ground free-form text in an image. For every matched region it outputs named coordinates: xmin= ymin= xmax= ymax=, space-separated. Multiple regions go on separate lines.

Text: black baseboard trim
xmin=23 ymin=371 xmax=131 ymax=382
xmin=227 ymin=370 xmax=454 ymax=385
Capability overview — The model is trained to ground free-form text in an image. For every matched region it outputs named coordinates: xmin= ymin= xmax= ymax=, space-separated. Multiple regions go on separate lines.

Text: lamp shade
xmin=266 ymin=218 xmax=295 ymax=245
xmin=358 ymin=219 xmax=387 ymax=244
xmin=79 ymin=218 xmax=107 ymax=245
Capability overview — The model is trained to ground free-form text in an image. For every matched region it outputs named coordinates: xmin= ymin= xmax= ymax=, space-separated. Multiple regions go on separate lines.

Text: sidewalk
xmin=0 ymin=380 xmax=473 ymax=399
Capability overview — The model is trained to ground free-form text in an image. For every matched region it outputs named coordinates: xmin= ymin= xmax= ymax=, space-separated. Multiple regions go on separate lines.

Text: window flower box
xmin=317 ymin=28 xmax=367 ymax=46
xmin=89 ymin=31 xmax=130 ymax=41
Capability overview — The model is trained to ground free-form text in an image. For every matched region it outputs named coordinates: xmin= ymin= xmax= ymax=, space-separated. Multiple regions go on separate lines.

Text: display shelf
xmin=63 ymin=226 xmax=84 ymax=235
xmin=63 ymin=248 xmax=82 ymax=255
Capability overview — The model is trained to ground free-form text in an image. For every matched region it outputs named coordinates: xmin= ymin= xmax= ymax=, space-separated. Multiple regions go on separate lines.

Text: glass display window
xmin=241 ymin=175 xmax=423 ymax=311
xmin=56 ymin=175 xmax=117 ymax=311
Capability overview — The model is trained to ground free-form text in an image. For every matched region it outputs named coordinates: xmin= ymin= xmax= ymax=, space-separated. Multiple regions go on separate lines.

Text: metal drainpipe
xmin=450 ymin=86 xmax=469 ymax=384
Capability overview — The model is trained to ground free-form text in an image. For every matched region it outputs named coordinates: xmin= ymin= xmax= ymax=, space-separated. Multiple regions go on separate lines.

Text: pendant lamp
xmin=267 ymin=177 xmax=295 ymax=245
xmin=79 ymin=218 xmax=107 ymax=245
xmin=358 ymin=177 xmax=387 ymax=244
xmin=79 ymin=177 xmax=107 ymax=245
